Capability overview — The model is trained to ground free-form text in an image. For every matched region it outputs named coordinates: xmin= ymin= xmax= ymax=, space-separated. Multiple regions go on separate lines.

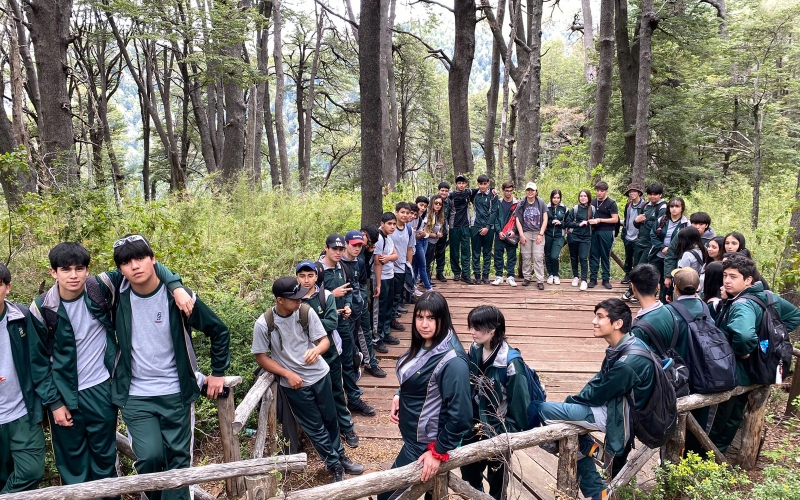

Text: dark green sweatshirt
xmin=468 ymin=341 xmax=530 ymax=435
xmin=3 ymin=301 xmax=41 ymax=425
xmin=565 ymin=204 xmax=593 ymax=242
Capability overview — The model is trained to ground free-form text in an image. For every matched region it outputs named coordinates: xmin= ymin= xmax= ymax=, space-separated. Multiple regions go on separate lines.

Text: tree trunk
xmin=359 ymin=0 xmax=384 ymax=227
xmin=581 ymin=0 xmax=597 ymax=83
xmin=631 ymin=0 xmax=656 ymax=187
xmin=386 ymin=0 xmax=400 ymax=184
xmin=25 ymin=0 xmax=78 ymax=186
xmin=615 ymin=0 xmax=639 ymax=170
xmin=0 ymin=72 xmax=36 ymax=206
xmin=588 ymin=0 xmax=615 ymax=173
xmin=751 ymin=102 xmax=764 ymax=230
xmin=220 ymin=11 xmax=247 ymax=185
xmin=257 ymin=18 xmax=279 ymax=188
xmin=302 ymin=7 xmax=324 ymax=191
xmin=449 ymin=0 xmax=477 ymax=176
xmin=273 ymin=0 xmax=291 ymax=189
xmin=484 ymin=0 xmax=506 ymax=180
xmin=522 ymin=0 xmax=544 ymax=181
xmin=8 ymin=0 xmax=41 ymax=116
xmin=380 ymin=0 xmax=397 ymax=187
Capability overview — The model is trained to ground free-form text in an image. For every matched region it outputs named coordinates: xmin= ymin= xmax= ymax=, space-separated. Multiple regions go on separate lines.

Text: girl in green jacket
xmin=545 ymin=190 xmax=569 ymax=285
xmin=565 ymin=189 xmax=594 ymax=290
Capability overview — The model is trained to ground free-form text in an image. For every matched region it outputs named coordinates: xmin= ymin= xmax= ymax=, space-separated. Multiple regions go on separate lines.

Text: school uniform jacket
xmin=649 ymin=215 xmax=689 ymax=258
xmin=396 ymin=330 xmax=471 ymax=454
xmin=715 ymin=282 xmax=800 ymax=386
xmin=664 ymin=227 xmax=717 ymax=277
xmin=621 ymin=199 xmax=646 ymax=241
xmin=490 ymin=198 xmax=517 ymax=236
xmin=472 ymin=190 xmax=497 ymax=229
xmin=567 ymin=334 xmax=655 ymax=457
xmin=634 ymin=201 xmax=666 ymax=249
xmin=631 ymin=304 xmax=689 ymax=360
xmin=565 ymin=204 xmax=593 ymax=242
xmin=468 ymin=341 xmax=530 ymax=435
xmin=3 ymin=301 xmax=41 ymax=425
xmin=97 ymin=272 xmax=230 ymax=408
xmin=545 ymin=203 xmax=568 ymax=240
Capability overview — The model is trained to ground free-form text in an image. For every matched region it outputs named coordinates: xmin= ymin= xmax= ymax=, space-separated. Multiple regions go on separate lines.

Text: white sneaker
xmin=554 ymin=276 xmax=561 ymax=285
xmin=572 ymin=277 xmax=580 ymax=286
xmin=580 ymin=280 xmax=588 ymax=291
xmin=507 ymin=276 xmax=518 ymax=287
xmin=492 ymin=276 xmax=503 ymax=286
xmin=547 ymin=275 xmax=554 ymax=285
xmin=413 ymin=288 xmax=424 ymax=297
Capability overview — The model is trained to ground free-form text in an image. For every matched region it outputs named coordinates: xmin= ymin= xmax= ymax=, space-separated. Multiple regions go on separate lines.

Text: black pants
xmin=378 ymin=441 xmax=431 ymax=500
xmin=434 ymin=230 xmax=448 ymax=277
xmin=282 ymin=375 xmax=345 ymax=468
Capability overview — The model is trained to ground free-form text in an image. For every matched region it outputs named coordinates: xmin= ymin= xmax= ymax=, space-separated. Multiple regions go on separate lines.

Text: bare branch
xmin=410 ymin=0 xmax=454 ymax=14
xmin=314 ymin=0 xmax=358 ymax=29
xmin=392 ymin=28 xmax=451 ymax=70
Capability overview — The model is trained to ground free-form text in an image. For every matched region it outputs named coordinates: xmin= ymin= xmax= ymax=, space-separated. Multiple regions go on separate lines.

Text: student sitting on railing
xmin=381 ymin=291 xmax=471 ymax=500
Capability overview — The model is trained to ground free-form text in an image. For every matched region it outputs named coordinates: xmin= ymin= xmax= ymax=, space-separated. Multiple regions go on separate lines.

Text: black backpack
xmin=635 ymin=315 xmax=690 ymax=397
xmin=668 ymin=300 xmax=736 ymax=394
xmin=738 ymin=292 xmax=793 ymax=385
xmin=620 ymin=343 xmax=679 ymax=449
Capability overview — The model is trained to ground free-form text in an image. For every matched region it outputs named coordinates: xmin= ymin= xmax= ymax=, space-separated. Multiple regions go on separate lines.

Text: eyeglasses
xmin=113 ymin=234 xmax=148 ymax=249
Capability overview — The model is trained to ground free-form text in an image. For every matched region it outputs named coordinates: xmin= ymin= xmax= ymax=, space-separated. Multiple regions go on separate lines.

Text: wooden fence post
xmin=218 ymin=377 xmax=245 ymax=498
xmin=737 ymin=386 xmax=771 ymax=469
xmin=786 ymin=350 xmax=800 ymax=417
xmin=556 ymin=434 xmax=579 ymax=498
xmin=685 ymin=413 xmax=727 ymax=464
xmin=431 ymin=472 xmax=449 ymax=499
xmin=664 ymin=413 xmax=686 ymax=464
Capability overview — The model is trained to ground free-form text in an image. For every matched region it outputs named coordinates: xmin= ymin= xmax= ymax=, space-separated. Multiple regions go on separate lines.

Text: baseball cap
xmin=525 ymin=182 xmax=537 ymax=191
xmin=345 ymin=230 xmax=364 ymax=245
xmin=455 ymin=174 xmax=468 ymax=183
xmin=272 ymin=277 xmax=308 ymax=299
xmin=295 ymin=260 xmax=317 ymax=274
xmin=671 ymin=267 xmax=700 ymax=294
xmin=325 ymin=233 xmax=346 ymax=248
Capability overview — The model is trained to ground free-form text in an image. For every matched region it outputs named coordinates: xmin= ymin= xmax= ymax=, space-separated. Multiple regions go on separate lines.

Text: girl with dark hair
xmin=545 ymin=190 xmax=568 ymax=285
xmin=565 ymin=189 xmax=593 ymax=290
xmin=702 ymin=261 xmax=724 ymax=313
xmin=675 ymin=228 xmax=708 ymax=273
xmin=724 ymin=232 xmax=753 ymax=258
xmin=381 ymin=292 xmax=471 ymax=500
xmin=424 ymin=196 xmax=446 ymax=281
xmin=460 ymin=305 xmax=533 ymax=499
xmin=650 ymin=197 xmax=689 ymax=302
xmin=706 ymin=236 xmax=725 ymax=262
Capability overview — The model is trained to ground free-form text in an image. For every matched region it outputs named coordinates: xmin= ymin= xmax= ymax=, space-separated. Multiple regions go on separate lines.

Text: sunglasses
xmin=113 ymin=234 xmax=148 ymax=249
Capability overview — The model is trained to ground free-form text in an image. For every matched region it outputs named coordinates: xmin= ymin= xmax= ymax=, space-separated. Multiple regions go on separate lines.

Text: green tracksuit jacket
xmin=649 ymin=216 xmax=689 ymax=259
xmin=490 ymin=198 xmax=517 ymax=235
xmin=715 ymin=282 xmax=800 ymax=386
xmin=467 ymin=341 xmax=530 ymax=435
xmin=568 ymin=334 xmax=655 ymax=457
xmin=97 ymin=273 xmax=230 ymax=408
xmin=635 ymin=201 xmax=666 ymax=249
xmin=545 ymin=204 xmax=569 ymax=240
xmin=631 ymin=303 xmax=689 ymax=360
xmin=2 ymin=301 xmax=41 ymax=426
xmin=472 ymin=190 xmax=497 ymax=229
xmin=664 ymin=227 xmax=717 ymax=277
xmin=565 ymin=204 xmax=593 ymax=242
xmin=396 ymin=330 xmax=472 ymax=454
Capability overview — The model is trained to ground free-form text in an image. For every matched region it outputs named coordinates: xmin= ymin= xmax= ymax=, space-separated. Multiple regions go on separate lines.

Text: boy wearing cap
xmin=588 ymin=182 xmax=619 ymax=289
xmin=515 ymin=182 xmax=548 ymax=288
xmin=253 ymin=277 xmax=363 ymax=482
xmin=373 ymin=213 xmax=399 ymax=353
xmin=320 ymin=234 xmax=376 ymax=418
xmin=0 ymin=264 xmax=45 ymax=494
xmin=296 ymin=260 xmax=360 ymax=448
xmin=98 ymin=235 xmax=230 ymax=500
xmin=620 ymin=183 xmax=645 ymax=285
xmin=449 ymin=175 xmax=480 ymax=283
xmin=471 ymin=174 xmax=498 ymax=284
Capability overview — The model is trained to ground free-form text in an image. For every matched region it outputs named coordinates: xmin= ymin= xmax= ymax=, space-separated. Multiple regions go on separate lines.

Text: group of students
xmin=0 ymin=237 xmax=230 ymax=499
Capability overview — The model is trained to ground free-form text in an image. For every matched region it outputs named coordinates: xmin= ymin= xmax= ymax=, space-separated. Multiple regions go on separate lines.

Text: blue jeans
xmin=538 ymin=402 xmax=607 ymax=498
xmin=413 ymin=239 xmax=432 ymax=290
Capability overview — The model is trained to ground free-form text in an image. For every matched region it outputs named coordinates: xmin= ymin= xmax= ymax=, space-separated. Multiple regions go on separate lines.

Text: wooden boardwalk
xmin=352 ymin=279 xmax=637 ymax=440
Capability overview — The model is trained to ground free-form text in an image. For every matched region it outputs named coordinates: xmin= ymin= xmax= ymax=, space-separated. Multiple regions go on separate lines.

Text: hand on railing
xmin=416 ymin=450 xmax=441 ymax=482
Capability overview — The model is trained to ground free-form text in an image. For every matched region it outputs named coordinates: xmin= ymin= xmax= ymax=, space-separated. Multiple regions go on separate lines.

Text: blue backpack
xmin=500 ymin=349 xmax=547 ymax=429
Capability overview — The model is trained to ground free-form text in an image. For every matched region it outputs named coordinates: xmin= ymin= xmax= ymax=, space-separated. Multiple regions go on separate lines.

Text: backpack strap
xmin=740 ymin=293 xmax=770 ymax=311
xmin=85 ymin=277 xmax=110 ymax=314
xmin=635 ymin=318 xmax=671 ymax=357
xmin=265 ymin=304 xmax=312 ymax=339
xmin=499 ymin=348 xmax=522 ymax=387
xmin=668 ymin=300 xmax=696 ymax=325
xmin=623 ymin=344 xmax=658 ymax=361
xmin=263 ymin=308 xmax=275 ymax=334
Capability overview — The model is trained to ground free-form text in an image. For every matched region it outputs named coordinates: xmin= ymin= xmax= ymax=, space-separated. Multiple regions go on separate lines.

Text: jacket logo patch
xmin=618 ymin=355 xmax=628 ymax=363
xmin=507 ymin=364 xmax=517 ymax=377
xmin=18 ymin=328 xmax=25 ymax=338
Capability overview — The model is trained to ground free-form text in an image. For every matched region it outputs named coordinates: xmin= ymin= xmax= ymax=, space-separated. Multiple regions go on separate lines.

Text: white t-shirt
xmin=129 ymin=284 xmax=180 ymax=396
xmin=0 ymin=314 xmax=27 ymax=425
xmin=373 ymin=233 xmax=395 ymax=281
xmin=62 ymin=293 xmax=110 ymax=390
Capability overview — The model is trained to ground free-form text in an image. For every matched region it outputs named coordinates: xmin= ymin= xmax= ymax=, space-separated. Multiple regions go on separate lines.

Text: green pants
xmin=376 ymin=277 xmax=394 ymax=341
xmin=378 ymin=441 xmax=431 ymax=500
xmin=590 ymin=230 xmax=614 ymax=281
xmin=544 ymin=236 xmax=565 ymax=277
xmin=460 ymin=434 xmax=508 ymax=500
xmin=622 ymin=239 xmax=637 ymax=274
xmin=282 ymin=374 xmax=344 ymax=468
xmin=449 ymin=226 xmax=471 ymax=278
xmin=50 ymin=380 xmax=118 ymax=498
xmin=0 ymin=414 xmax=45 ymax=494
xmin=471 ymin=226 xmax=495 ymax=279
xmin=708 ymin=393 xmax=749 ymax=453
xmin=122 ymin=393 xmax=192 ymax=500
xmin=322 ymin=340 xmax=355 ymax=434
xmin=493 ymin=236 xmax=518 ymax=278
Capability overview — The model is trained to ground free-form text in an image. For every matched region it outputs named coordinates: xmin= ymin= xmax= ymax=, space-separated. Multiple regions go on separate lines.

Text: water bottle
xmin=759 ymin=340 xmax=769 ymax=354
xmin=776 ymin=361 xmax=783 ymax=385
xmin=243 ymin=428 xmax=257 ymax=437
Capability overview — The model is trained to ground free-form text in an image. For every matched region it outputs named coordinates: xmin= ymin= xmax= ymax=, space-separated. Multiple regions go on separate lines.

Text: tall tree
xmin=631 ymin=0 xmax=657 ymax=186
xmin=449 ymin=0 xmax=477 ymax=175
xmin=588 ymin=0 xmax=615 ymax=174
xmin=219 ymin=0 xmax=249 ymax=186
xmin=614 ymin=0 xmax=639 ymax=169
xmin=483 ymin=0 xmax=506 ymax=179
xmin=359 ymin=0 xmax=384 ymax=226
xmin=580 ymin=0 xmax=596 ymax=83
xmin=272 ymin=0 xmax=291 ymax=189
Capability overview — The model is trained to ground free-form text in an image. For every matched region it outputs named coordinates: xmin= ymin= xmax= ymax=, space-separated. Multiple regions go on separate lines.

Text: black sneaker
xmin=588 ymin=279 xmax=598 ymax=288
xmin=342 ymin=430 xmax=359 ymax=448
xmin=373 ymin=340 xmax=389 ymax=353
xmin=537 ymin=282 xmax=544 ymax=290
xmin=603 ymin=280 xmax=613 ymax=290
xmin=464 ymin=277 xmax=477 ymax=285
xmin=348 ymin=400 xmax=377 ymax=417
xmin=328 ymin=463 xmax=345 ymax=482
xmin=341 ymin=456 xmax=364 ymax=475
xmin=437 ymin=275 xmax=448 ymax=282
xmin=481 ymin=277 xmax=490 ymax=284
xmin=384 ymin=335 xmax=400 ymax=345
xmin=523 ymin=278 xmax=531 ymax=286
xmin=451 ymin=275 xmax=460 ymax=282
xmin=397 ymin=305 xmax=409 ymax=314
xmin=621 ymin=275 xmax=631 ymax=284
xmin=365 ymin=365 xmax=387 ymax=378
xmin=390 ymin=320 xmax=405 ymax=332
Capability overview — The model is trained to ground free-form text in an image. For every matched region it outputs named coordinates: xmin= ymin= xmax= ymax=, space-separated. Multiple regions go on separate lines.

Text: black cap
xmin=455 ymin=174 xmax=468 ymax=183
xmin=272 ymin=277 xmax=308 ymax=299
xmin=325 ymin=233 xmax=346 ymax=248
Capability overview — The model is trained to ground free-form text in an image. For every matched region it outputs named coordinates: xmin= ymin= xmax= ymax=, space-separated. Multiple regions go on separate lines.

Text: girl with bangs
xmin=381 ymin=291 xmax=471 ymax=500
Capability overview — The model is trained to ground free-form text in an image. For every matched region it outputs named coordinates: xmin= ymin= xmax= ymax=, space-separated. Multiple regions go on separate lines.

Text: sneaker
xmin=629 ymin=295 xmax=640 ymax=303
xmin=492 ymin=276 xmax=504 ymax=286
xmin=437 ymin=275 xmax=448 ymax=282
xmin=481 ymin=277 xmax=490 ymax=284
xmin=621 ymin=291 xmax=634 ymax=302
xmin=384 ymin=335 xmax=401 ymax=345
xmin=397 ymin=305 xmax=409 ymax=314
xmin=580 ymin=280 xmax=588 ymax=291
xmin=328 ymin=463 xmax=345 ymax=482
xmin=413 ymin=288 xmax=424 ymax=297
xmin=342 ymin=430 xmax=359 ymax=448
xmin=588 ymin=279 xmax=598 ymax=288
xmin=390 ymin=320 xmax=405 ymax=331
xmin=547 ymin=275 xmax=554 ymax=285
xmin=523 ymin=278 xmax=531 ymax=286
xmin=373 ymin=340 xmax=389 ymax=353
xmin=507 ymin=276 xmax=517 ymax=287
xmin=537 ymin=282 xmax=544 ymax=290
xmin=365 ymin=365 xmax=387 ymax=378
xmin=464 ymin=277 xmax=477 ymax=285
xmin=340 ymin=456 xmax=365 ymax=475
xmin=603 ymin=280 xmax=613 ymax=290
xmin=621 ymin=275 xmax=631 ymax=284
xmin=452 ymin=275 xmax=460 ymax=282
xmin=347 ymin=399 xmax=377 ymax=417
xmin=572 ymin=277 xmax=580 ymax=286
xmin=553 ymin=276 xmax=561 ymax=285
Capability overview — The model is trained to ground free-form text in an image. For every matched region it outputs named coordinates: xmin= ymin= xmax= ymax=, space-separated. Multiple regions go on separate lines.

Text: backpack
xmin=635 ymin=315 xmax=690 ymax=397
xmin=620 ymin=344 xmax=679 ymax=449
xmin=36 ymin=278 xmax=112 ymax=357
xmin=264 ymin=303 xmax=312 ymax=337
xmin=500 ymin=202 xmax=519 ymax=245
xmin=738 ymin=292 xmax=794 ymax=385
xmin=315 ymin=260 xmax=352 ymax=293
xmin=499 ymin=349 xmax=547 ymax=429
xmin=668 ymin=300 xmax=737 ymax=394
